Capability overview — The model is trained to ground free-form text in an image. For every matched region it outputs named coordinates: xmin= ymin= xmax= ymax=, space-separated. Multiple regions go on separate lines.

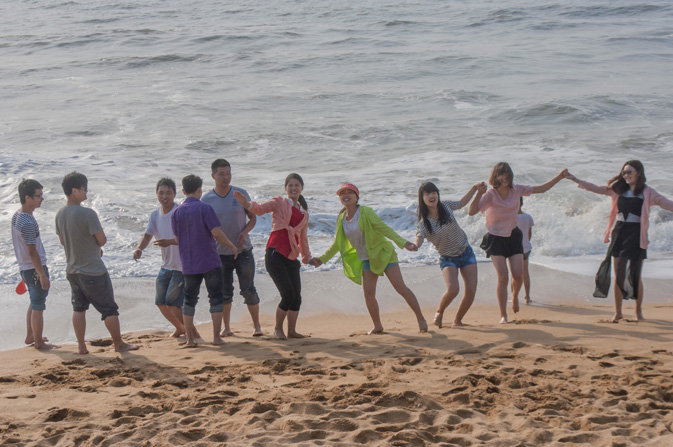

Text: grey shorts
xmin=66 ymin=272 xmax=119 ymax=320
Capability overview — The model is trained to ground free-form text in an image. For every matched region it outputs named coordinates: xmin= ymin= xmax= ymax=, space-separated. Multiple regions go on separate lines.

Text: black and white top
xmin=11 ymin=211 xmax=47 ymax=271
xmin=416 ymin=200 xmax=469 ymax=257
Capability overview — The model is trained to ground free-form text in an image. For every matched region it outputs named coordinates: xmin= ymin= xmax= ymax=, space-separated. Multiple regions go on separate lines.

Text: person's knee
xmin=496 ymin=271 xmax=509 ymax=283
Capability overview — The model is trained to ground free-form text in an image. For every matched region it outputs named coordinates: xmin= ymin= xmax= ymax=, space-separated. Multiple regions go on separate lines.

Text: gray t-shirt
xmin=55 ymin=205 xmax=107 ymax=276
xmin=202 ymin=186 xmax=253 ymax=255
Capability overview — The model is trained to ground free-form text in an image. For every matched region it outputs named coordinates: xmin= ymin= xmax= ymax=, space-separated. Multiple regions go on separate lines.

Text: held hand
xmin=133 ymin=249 xmax=142 ymax=261
xmin=236 ymin=232 xmax=248 ymax=247
xmin=233 ymin=191 xmax=249 ymax=207
xmin=559 ymin=168 xmax=569 ymax=179
xmin=477 ymin=182 xmax=487 ymax=194
xmin=404 ymin=242 xmax=418 ymax=252
xmin=153 ymin=239 xmax=173 ymax=248
xmin=231 ymin=245 xmax=238 ymax=259
xmin=564 ymin=170 xmax=576 ymax=181
xmin=309 ymin=258 xmax=323 ymax=267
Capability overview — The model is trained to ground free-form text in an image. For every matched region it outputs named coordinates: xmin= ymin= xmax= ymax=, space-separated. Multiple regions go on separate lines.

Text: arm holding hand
xmin=459 ymin=182 xmax=483 ymax=207
xmin=531 ymin=169 xmax=568 ymax=194
xmin=468 ymin=182 xmax=487 ymax=216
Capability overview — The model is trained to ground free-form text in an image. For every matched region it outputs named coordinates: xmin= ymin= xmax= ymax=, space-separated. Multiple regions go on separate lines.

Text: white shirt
xmin=342 ymin=207 xmax=368 ymax=261
xmin=146 ymin=204 xmax=182 ymax=271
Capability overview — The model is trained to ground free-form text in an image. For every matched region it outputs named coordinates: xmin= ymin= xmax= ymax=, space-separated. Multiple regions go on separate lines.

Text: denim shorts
xmin=67 ymin=272 xmax=119 ymax=320
xmin=21 ymin=266 xmax=49 ymax=311
xmin=440 ymin=245 xmax=477 ymax=270
xmin=155 ymin=268 xmax=185 ymax=307
xmin=362 ymin=260 xmax=398 ymax=271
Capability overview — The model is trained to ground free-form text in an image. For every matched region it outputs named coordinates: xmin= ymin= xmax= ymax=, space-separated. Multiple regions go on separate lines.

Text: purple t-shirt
xmin=171 ymin=197 xmax=222 ymax=275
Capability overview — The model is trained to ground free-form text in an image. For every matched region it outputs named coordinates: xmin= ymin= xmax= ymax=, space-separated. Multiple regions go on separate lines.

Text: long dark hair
xmin=285 ymin=173 xmax=308 ymax=211
xmin=608 ymin=160 xmax=646 ymax=196
xmin=417 ymin=182 xmax=450 ymax=233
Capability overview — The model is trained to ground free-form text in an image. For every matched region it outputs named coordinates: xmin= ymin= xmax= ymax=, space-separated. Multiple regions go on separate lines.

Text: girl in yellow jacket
xmin=310 ymin=184 xmax=427 ymax=334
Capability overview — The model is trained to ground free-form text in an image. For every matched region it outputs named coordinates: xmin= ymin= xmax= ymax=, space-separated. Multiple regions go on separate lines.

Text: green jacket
xmin=319 ymin=205 xmax=407 ymax=285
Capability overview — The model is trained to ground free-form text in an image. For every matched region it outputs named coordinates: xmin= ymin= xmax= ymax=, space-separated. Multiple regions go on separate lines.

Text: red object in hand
xmin=16 ymin=280 xmax=27 ymax=295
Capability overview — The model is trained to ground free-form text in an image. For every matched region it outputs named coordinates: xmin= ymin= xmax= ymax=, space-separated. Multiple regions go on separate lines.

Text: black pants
xmin=265 ymin=248 xmax=302 ymax=312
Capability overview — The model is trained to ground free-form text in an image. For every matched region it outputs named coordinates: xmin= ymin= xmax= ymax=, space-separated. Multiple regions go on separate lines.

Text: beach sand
xmin=1 ymin=264 xmax=673 ymax=446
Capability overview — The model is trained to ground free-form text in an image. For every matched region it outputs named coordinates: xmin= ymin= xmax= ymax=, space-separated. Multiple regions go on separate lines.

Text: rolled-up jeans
xmin=182 ymin=267 xmax=224 ymax=317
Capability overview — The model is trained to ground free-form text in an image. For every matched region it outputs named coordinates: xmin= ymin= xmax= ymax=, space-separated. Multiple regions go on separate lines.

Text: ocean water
xmin=2 ymin=0 xmax=673 ymax=348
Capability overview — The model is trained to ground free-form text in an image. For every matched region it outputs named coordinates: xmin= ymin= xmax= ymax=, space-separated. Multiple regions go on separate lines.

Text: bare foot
xmin=499 ymin=316 xmax=508 ymax=324
xmin=252 ymin=327 xmax=263 ymax=337
xmin=288 ymin=332 xmax=307 ymax=339
xmin=170 ymin=328 xmax=185 ymax=338
xmin=368 ymin=327 xmax=384 ymax=335
xmin=418 ymin=319 xmax=428 ymax=333
xmin=635 ymin=310 xmax=644 ymax=321
xmin=78 ymin=344 xmax=89 ymax=355
xmin=115 ymin=342 xmax=140 ymax=353
xmin=25 ymin=336 xmax=49 ymax=345
xmin=190 ymin=328 xmax=202 ymax=340
xmin=452 ymin=321 xmax=468 ymax=328
xmin=184 ymin=340 xmax=199 ymax=347
xmin=212 ymin=337 xmax=226 ymax=346
xmin=512 ymin=298 xmax=520 ymax=313
xmin=432 ymin=311 xmax=443 ymax=329
xmin=274 ymin=329 xmax=287 ymax=340
xmin=34 ymin=342 xmax=58 ymax=350
xmin=612 ymin=313 xmax=624 ymax=323
xmin=525 ymin=297 xmax=532 ymax=304
xmin=219 ymin=330 xmax=234 ymax=337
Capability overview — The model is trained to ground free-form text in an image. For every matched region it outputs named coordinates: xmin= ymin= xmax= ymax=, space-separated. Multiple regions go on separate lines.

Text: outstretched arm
xmin=531 ymin=169 xmax=568 ymax=194
xmin=565 ymin=170 xmax=613 ymax=196
xmin=468 ymin=182 xmax=487 ymax=216
xmin=459 ymin=182 xmax=483 ymax=207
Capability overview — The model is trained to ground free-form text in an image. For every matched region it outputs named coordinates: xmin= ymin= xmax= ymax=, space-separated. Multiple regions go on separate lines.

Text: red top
xmin=267 ymin=206 xmax=305 ymax=259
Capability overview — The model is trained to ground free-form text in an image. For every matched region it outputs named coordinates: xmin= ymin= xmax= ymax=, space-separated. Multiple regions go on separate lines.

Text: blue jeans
xmin=220 ymin=249 xmax=260 ymax=305
xmin=21 ymin=266 xmax=49 ymax=311
xmin=440 ymin=245 xmax=477 ymax=270
xmin=183 ymin=267 xmax=224 ymax=317
xmin=155 ymin=268 xmax=185 ymax=307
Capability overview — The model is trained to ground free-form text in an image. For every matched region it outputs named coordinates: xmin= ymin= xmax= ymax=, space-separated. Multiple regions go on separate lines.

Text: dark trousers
xmin=183 ymin=267 xmax=224 ymax=316
xmin=265 ymin=248 xmax=302 ymax=312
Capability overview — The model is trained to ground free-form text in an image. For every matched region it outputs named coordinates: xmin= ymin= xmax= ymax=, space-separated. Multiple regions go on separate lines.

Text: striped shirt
xmin=416 ymin=200 xmax=469 ymax=257
xmin=11 ymin=211 xmax=47 ymax=271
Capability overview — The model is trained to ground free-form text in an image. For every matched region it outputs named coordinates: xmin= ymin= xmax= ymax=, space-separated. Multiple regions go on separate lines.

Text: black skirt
xmin=593 ymin=222 xmax=646 ymax=300
xmin=480 ymin=227 xmax=524 ymax=258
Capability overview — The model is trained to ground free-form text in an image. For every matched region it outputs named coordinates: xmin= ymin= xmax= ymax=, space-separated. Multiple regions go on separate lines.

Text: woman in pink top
xmin=566 ymin=160 xmax=673 ymax=322
xmin=234 ymin=173 xmax=312 ymax=340
xmin=469 ymin=162 xmax=567 ymax=323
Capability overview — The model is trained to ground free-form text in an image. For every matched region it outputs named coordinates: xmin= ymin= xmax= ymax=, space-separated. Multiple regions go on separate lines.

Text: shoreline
xmin=3 ymin=262 xmax=672 ymax=352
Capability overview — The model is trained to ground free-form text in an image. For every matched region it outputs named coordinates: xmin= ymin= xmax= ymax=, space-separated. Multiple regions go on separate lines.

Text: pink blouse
xmin=248 ymin=196 xmax=311 ymax=263
xmin=478 ymin=184 xmax=534 ymax=237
